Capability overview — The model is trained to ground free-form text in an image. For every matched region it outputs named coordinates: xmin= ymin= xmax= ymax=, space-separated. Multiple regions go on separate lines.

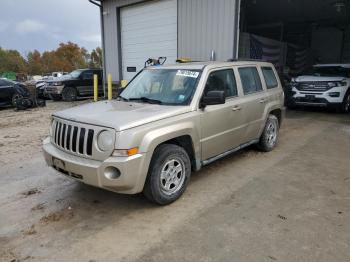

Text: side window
xmin=238 ymin=67 xmax=263 ymax=95
xmin=204 ymin=69 xmax=238 ymax=98
xmin=262 ymin=67 xmax=278 ymax=89
xmin=82 ymin=71 xmax=93 ymax=80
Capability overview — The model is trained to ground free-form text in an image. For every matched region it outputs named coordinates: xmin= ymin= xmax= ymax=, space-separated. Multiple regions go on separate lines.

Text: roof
xmin=148 ymin=60 xmax=274 ymax=70
xmin=314 ymin=64 xmax=350 ymax=69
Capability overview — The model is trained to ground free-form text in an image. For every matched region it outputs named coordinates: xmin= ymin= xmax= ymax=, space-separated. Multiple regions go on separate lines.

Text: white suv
xmin=289 ymin=64 xmax=350 ymax=112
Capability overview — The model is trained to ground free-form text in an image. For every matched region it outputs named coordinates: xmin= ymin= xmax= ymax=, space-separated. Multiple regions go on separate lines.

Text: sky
xmin=0 ymin=0 xmax=101 ymax=55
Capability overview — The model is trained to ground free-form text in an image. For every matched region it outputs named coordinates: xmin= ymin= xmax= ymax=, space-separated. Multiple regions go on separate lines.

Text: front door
xmin=200 ymin=68 xmax=247 ymax=160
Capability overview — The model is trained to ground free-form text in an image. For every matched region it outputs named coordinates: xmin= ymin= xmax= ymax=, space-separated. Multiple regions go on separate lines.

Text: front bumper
xmin=290 ymin=86 xmax=347 ymax=107
xmin=43 ymin=138 xmax=148 ymax=194
xmin=45 ymin=85 xmax=65 ymax=95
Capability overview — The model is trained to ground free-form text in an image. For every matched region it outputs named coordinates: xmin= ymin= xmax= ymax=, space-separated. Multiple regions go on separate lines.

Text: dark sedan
xmin=0 ymin=78 xmax=30 ymax=107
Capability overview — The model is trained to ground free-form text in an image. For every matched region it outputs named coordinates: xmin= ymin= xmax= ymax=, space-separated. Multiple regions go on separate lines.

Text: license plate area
xmin=52 ymin=157 xmax=83 ymax=180
xmin=305 ymin=95 xmax=316 ymax=101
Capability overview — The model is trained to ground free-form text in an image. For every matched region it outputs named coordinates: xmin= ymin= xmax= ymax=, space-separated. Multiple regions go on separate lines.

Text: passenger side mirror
xmin=201 ymin=90 xmax=225 ymax=108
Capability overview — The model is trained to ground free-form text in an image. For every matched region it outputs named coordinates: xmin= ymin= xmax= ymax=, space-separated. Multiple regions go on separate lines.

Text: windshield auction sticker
xmin=176 ymin=70 xmax=200 ymax=78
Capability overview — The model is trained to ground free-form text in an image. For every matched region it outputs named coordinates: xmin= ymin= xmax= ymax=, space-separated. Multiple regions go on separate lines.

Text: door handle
xmin=259 ymin=99 xmax=267 ymax=103
xmin=232 ymin=106 xmax=242 ymax=111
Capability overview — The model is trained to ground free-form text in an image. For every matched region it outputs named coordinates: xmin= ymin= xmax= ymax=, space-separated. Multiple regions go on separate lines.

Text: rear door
xmin=78 ymin=70 xmax=94 ymax=96
xmin=200 ymin=68 xmax=247 ymax=160
xmin=236 ymin=66 xmax=267 ymax=142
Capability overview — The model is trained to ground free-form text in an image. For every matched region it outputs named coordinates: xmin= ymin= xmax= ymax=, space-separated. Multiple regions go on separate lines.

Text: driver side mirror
xmin=200 ymin=90 xmax=225 ymax=108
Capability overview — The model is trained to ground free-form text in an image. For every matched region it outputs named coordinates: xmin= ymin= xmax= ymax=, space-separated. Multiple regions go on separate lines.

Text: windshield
xmin=69 ymin=70 xmax=82 ymax=79
xmin=120 ymin=69 xmax=201 ymax=105
xmin=312 ymin=66 xmax=350 ymax=78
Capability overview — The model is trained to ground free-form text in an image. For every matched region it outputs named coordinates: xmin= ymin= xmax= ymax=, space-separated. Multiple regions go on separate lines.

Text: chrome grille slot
xmin=296 ymin=81 xmax=332 ymax=92
xmin=79 ymin=128 xmax=86 ymax=154
xmin=51 ymin=117 xmax=114 ymax=160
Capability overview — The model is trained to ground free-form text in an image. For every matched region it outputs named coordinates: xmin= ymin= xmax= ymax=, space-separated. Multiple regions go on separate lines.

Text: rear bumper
xmin=43 ymin=138 xmax=148 ymax=194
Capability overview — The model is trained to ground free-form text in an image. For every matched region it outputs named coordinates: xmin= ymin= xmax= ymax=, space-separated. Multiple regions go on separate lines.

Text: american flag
xmin=287 ymin=44 xmax=310 ymax=75
xmin=250 ymin=35 xmax=283 ymax=71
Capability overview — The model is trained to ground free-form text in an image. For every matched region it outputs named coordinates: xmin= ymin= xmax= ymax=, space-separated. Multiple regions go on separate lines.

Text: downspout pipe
xmin=89 ymin=0 xmax=107 ymax=98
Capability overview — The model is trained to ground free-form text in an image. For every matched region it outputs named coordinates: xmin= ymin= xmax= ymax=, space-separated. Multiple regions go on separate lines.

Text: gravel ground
xmin=0 ymin=102 xmax=349 ymax=262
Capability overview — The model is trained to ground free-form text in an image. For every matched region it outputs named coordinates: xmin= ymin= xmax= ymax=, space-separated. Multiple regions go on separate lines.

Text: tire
xmin=143 ymin=144 xmax=191 ymax=205
xmin=49 ymin=94 xmax=62 ymax=101
xmin=257 ymin=115 xmax=279 ymax=152
xmin=62 ymin=86 xmax=78 ymax=102
xmin=12 ymin=93 xmax=23 ymax=107
xmin=340 ymin=91 xmax=350 ymax=113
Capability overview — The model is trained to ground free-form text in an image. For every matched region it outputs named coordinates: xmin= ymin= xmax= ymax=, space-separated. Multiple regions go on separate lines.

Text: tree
xmin=27 ymin=50 xmax=43 ymax=75
xmin=55 ymin=42 xmax=89 ymax=72
xmin=0 ymin=47 xmax=27 ymax=74
xmin=89 ymin=47 xmax=103 ymax=68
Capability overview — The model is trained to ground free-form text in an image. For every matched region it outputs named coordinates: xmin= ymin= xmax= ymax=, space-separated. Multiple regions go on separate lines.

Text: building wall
xmin=178 ymin=0 xmax=239 ymax=61
xmin=101 ymin=0 xmax=240 ymax=81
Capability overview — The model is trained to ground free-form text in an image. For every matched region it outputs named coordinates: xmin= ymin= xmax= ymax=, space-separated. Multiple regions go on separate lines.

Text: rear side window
xmin=238 ymin=67 xmax=263 ymax=95
xmin=82 ymin=71 xmax=93 ymax=80
xmin=205 ymin=69 xmax=238 ymax=98
xmin=262 ymin=67 xmax=278 ymax=89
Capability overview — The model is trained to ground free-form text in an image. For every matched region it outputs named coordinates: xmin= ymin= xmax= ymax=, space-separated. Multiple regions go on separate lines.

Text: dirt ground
xmin=0 ymin=102 xmax=350 ymax=262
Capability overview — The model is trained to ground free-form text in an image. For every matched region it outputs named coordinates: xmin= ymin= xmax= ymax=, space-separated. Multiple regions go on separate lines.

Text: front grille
xmin=52 ymin=119 xmax=95 ymax=157
xmin=295 ymin=81 xmax=332 ymax=92
xmin=51 ymin=117 xmax=115 ymax=161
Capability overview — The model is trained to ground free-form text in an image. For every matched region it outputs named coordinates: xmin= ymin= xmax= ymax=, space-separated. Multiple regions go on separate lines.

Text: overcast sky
xmin=0 ymin=0 xmax=101 ymax=55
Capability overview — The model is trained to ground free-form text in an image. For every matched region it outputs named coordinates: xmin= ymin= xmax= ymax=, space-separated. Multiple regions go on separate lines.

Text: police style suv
xmin=289 ymin=64 xmax=350 ymax=112
xmin=43 ymin=61 xmax=285 ymax=205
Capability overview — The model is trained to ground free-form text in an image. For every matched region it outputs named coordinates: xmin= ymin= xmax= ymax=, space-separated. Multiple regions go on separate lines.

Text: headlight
xmin=338 ymin=81 xmax=347 ymax=87
xmin=97 ymin=130 xmax=114 ymax=151
xmin=53 ymin=82 xmax=62 ymax=86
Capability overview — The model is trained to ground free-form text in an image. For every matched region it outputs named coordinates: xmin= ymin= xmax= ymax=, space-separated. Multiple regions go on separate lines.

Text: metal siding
xmin=102 ymin=0 xmax=239 ymax=81
xmin=178 ymin=0 xmax=238 ymax=61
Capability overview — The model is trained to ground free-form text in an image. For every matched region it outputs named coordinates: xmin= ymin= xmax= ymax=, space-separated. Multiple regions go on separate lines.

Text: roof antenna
xmin=210 ymin=50 xmax=216 ymax=61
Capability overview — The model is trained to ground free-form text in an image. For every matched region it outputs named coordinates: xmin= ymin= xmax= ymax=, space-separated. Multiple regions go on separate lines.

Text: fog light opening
xmin=104 ymin=167 xmax=121 ymax=180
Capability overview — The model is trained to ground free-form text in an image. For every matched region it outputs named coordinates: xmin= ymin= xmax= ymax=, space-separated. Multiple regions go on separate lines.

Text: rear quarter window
xmin=261 ymin=67 xmax=279 ymax=89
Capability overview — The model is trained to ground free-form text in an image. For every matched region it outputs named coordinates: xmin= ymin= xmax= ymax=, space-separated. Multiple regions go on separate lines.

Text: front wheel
xmin=257 ymin=115 xmax=279 ymax=152
xmin=62 ymin=86 xmax=78 ymax=102
xmin=340 ymin=92 xmax=350 ymax=113
xmin=143 ymin=144 xmax=191 ymax=205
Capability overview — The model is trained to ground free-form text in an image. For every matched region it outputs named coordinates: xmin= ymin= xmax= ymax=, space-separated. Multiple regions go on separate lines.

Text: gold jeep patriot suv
xmin=43 ymin=61 xmax=285 ymax=205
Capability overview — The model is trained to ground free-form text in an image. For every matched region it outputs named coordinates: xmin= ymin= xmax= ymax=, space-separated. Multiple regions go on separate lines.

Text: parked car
xmin=45 ymin=69 xmax=103 ymax=101
xmin=288 ymin=64 xmax=350 ymax=112
xmin=43 ymin=61 xmax=285 ymax=204
xmin=0 ymin=78 xmax=30 ymax=107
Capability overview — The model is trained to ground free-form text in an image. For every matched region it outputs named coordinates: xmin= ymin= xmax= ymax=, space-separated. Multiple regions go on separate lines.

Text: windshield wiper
xmin=128 ymin=97 xmax=162 ymax=104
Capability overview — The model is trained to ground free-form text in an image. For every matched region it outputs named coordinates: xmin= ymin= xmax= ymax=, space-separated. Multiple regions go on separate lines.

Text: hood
xmin=53 ymin=100 xmax=191 ymax=131
xmin=295 ymin=75 xmax=345 ymax=82
xmin=47 ymin=75 xmax=73 ymax=82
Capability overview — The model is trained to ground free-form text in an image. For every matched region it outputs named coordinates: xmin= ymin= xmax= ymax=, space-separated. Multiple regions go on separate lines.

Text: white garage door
xmin=120 ymin=0 xmax=178 ymax=80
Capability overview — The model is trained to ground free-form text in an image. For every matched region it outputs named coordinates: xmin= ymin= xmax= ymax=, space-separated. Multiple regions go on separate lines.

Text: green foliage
xmin=0 ymin=47 xmax=28 ymax=74
xmin=0 ymin=42 xmax=102 ymax=76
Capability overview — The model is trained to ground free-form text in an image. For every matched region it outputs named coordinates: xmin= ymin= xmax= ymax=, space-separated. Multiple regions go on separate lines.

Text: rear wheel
xmin=62 ymin=86 xmax=78 ymax=102
xmin=143 ymin=144 xmax=191 ymax=205
xmin=257 ymin=115 xmax=279 ymax=152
